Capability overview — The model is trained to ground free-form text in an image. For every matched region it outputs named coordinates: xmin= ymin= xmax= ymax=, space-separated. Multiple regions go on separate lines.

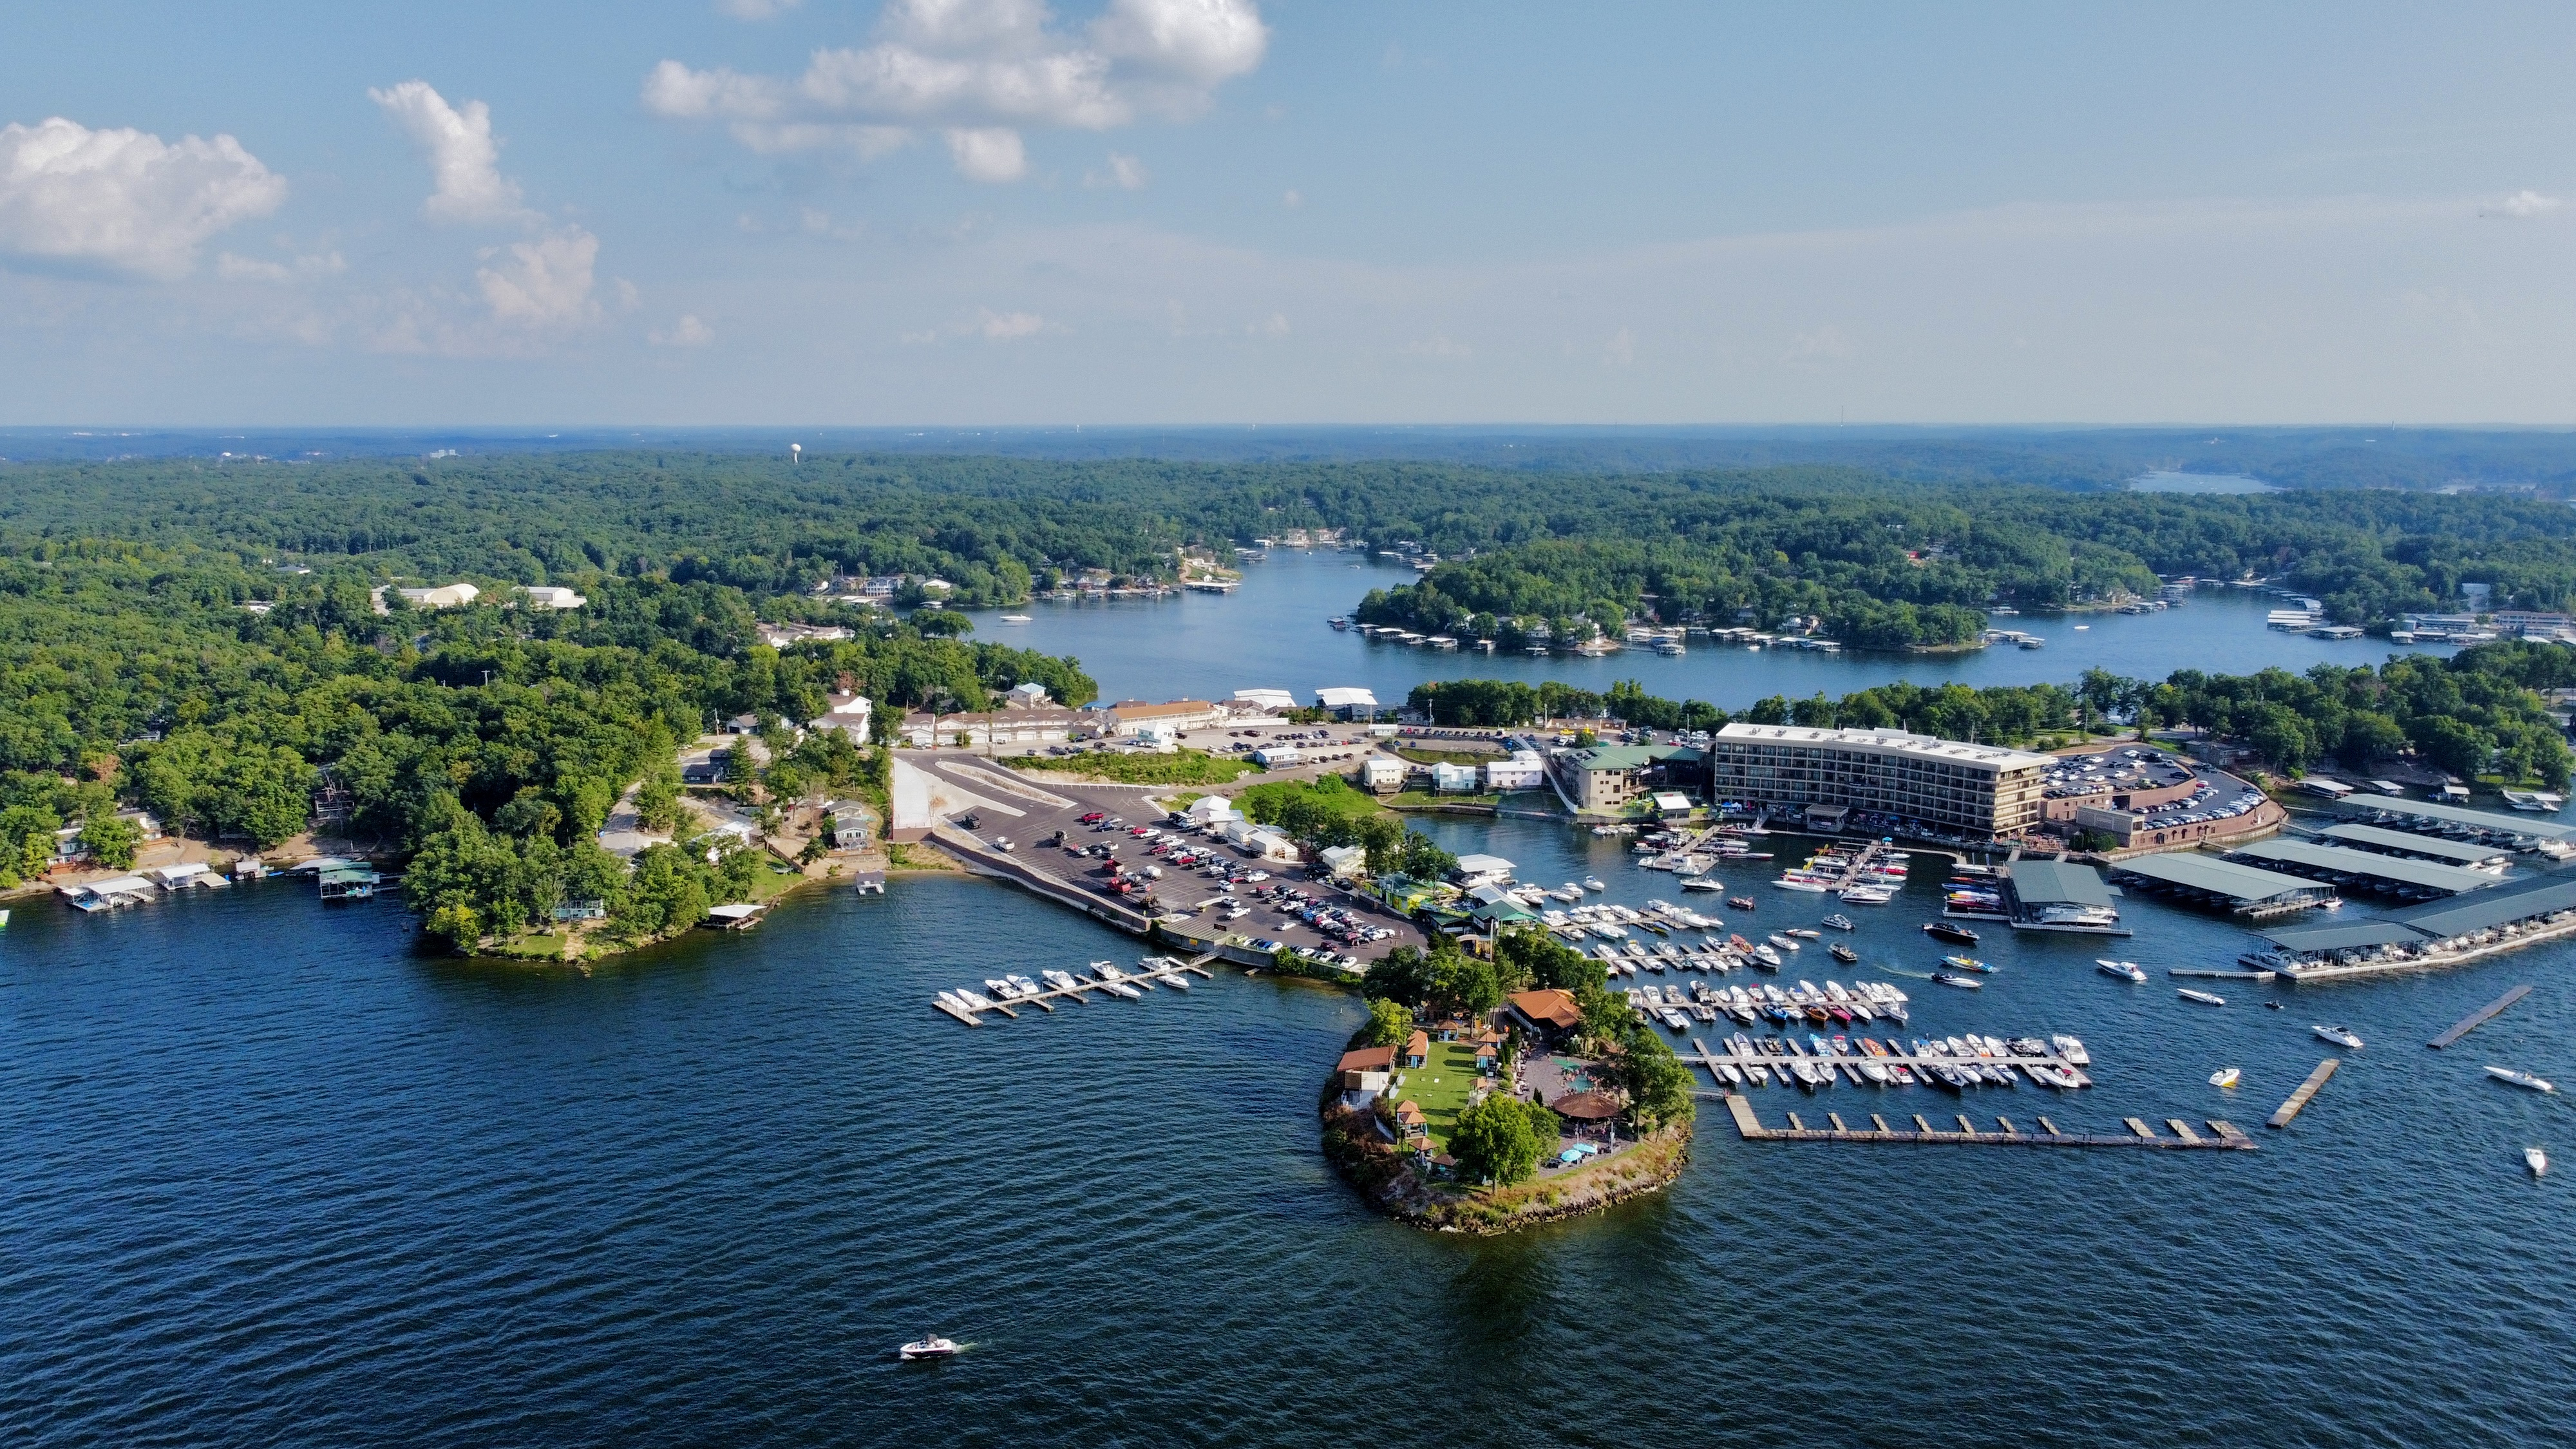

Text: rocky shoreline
xmin=1318 ymin=1099 xmax=1690 ymax=1235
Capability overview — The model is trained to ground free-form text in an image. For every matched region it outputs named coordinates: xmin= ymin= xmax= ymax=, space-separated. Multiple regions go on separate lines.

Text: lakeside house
xmin=1361 ymin=756 xmax=1408 ymax=793
xmin=1482 ymin=751 xmax=1549 ymax=791
xmin=1505 ymin=988 xmax=1583 ymax=1043
xmin=1553 ymin=743 xmax=1702 ymax=812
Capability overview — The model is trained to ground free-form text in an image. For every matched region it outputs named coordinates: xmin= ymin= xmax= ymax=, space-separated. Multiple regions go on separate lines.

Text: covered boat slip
xmin=2224 ymin=837 xmax=2501 ymax=900
xmin=2108 ymin=852 xmax=2333 ymax=920
xmin=2252 ymin=873 xmax=2576 ymax=978
xmin=1996 ymin=859 xmax=2130 ymax=936
xmin=2327 ymin=795 xmax=2576 ymax=844
xmin=2313 ymin=822 xmax=2512 ymax=869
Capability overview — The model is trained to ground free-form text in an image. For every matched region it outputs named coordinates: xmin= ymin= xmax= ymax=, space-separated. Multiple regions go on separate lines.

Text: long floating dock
xmin=2428 ymin=984 xmax=2532 ymax=1049
xmin=1722 ymin=1094 xmax=2252 ymax=1150
xmin=2266 ymin=1057 xmax=2339 ymax=1128
xmin=934 ymin=957 xmax=1217 ymax=1025
xmin=1684 ymin=1039 xmax=2089 ymax=1089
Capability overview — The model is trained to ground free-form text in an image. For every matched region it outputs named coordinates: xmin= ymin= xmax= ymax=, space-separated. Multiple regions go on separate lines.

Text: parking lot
xmin=927 ymin=755 xmax=1428 ymax=968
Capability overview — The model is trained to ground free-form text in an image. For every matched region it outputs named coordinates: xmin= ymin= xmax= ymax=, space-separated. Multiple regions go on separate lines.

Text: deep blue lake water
xmin=6 ymin=817 xmax=2571 ymax=1446
xmin=961 ymin=550 xmax=2439 ymax=706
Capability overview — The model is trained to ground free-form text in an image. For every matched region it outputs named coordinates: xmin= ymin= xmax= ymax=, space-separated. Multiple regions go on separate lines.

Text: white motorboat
xmin=1093 ymin=960 xmax=1124 ymax=980
xmin=1584 ymin=876 xmax=1607 ymax=892
xmin=2178 ymin=989 xmax=2226 ymax=1007
xmin=2096 ymin=958 xmax=2147 ymax=983
xmin=2312 ymin=1024 xmax=2364 ymax=1050
xmin=2528 ymin=1146 xmax=2550 ymax=1176
xmin=1041 ymin=969 xmax=1079 ymax=992
xmin=899 ymin=1334 xmax=960 ymax=1360
xmin=984 ymin=977 xmax=1018 ymax=999
xmin=1774 ymin=876 xmax=1832 ymax=893
xmin=2486 ymin=1066 xmax=2556 ymax=1092
xmin=1821 ymin=914 xmax=1855 ymax=931
xmin=2050 ymin=1034 xmax=2090 ymax=1065
xmin=1766 ymin=933 xmax=1801 ymax=951
xmin=2209 ymin=1067 xmax=2240 ymax=1089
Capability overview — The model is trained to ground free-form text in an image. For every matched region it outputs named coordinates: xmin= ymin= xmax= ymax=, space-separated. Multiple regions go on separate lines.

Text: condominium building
xmin=1703 ymin=724 xmax=2048 ymax=840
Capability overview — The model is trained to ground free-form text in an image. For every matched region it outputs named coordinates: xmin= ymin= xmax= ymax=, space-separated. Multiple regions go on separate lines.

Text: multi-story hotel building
xmin=1703 ymin=724 xmax=2048 ymax=840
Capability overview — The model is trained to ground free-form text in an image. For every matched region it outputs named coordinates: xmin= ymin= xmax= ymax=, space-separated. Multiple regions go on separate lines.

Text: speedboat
xmin=899 ymin=1334 xmax=960 ymax=1360
xmin=1821 ymin=913 xmax=1855 ymax=931
xmin=2096 ymin=960 xmax=2148 ymax=983
xmin=1828 ymin=942 xmax=1857 ymax=963
xmin=2050 ymin=1034 xmax=2090 ymax=1065
xmin=1727 ymin=896 xmax=1756 ymax=911
xmin=984 ymin=977 xmax=1018 ymax=999
xmin=2210 ymin=1067 xmax=2240 ymax=1089
xmin=1923 ymin=921 xmax=1980 ymax=944
xmin=1941 ymin=955 xmax=1994 ymax=974
xmin=1766 ymin=933 xmax=1801 ymax=951
xmin=2486 ymin=1066 xmax=2556 ymax=1092
xmin=2313 ymin=1024 xmax=2364 ymax=1050
xmin=1584 ymin=876 xmax=1607 ymax=892
xmin=1040 ymin=969 xmax=1079 ymax=991
xmin=2178 ymin=989 xmax=2226 ymax=1007
xmin=1933 ymin=971 xmax=1982 ymax=989
xmin=2530 ymin=1146 xmax=2550 ymax=1177
xmin=1752 ymin=945 xmax=1782 ymax=968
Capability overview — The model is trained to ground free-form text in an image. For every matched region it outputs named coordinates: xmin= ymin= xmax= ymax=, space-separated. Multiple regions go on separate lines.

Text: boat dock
xmin=2170 ymin=967 xmax=2278 ymax=980
xmin=2266 ymin=1058 xmax=2340 ymax=1128
xmin=1684 ymin=1039 xmax=2087 ymax=1088
xmin=1721 ymin=1094 xmax=2253 ymax=1150
xmin=932 ymin=954 xmax=1218 ymax=1026
xmin=2428 ymin=984 xmax=2532 ymax=1048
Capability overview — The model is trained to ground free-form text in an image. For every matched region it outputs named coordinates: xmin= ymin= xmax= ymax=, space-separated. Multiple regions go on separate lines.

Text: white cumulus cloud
xmin=1086 ymin=151 xmax=1147 ymax=189
xmin=2496 ymin=189 xmax=2561 ymax=218
xmin=216 ymin=248 xmax=346 ymax=283
xmin=946 ymin=127 xmax=1027 ymax=182
xmin=651 ymin=314 xmax=715 ymax=346
xmin=0 ymin=117 xmax=285 ymax=279
xmin=477 ymin=225 xmax=600 ymax=326
xmin=978 ymin=307 xmax=1045 ymax=338
xmin=369 ymin=80 xmax=527 ymax=224
xmin=644 ymin=0 xmax=1267 ymax=180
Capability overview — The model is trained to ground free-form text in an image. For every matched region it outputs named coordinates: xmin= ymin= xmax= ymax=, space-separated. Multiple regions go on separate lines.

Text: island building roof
xmin=1506 ymin=989 xmax=1582 ymax=1032
xmin=1336 ymin=1045 xmax=1397 ymax=1074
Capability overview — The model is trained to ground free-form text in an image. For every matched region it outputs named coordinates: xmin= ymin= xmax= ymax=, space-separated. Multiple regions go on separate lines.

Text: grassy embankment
xmin=1003 ymin=748 xmax=1258 ymax=786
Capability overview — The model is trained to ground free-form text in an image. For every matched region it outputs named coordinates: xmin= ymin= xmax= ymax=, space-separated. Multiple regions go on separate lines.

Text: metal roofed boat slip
xmin=2313 ymin=822 xmax=2514 ymax=867
xmin=2108 ymin=852 xmax=2332 ymax=917
xmin=2387 ymin=874 xmax=2576 ymax=940
xmin=2327 ymin=795 xmax=2576 ymax=842
xmin=2224 ymin=838 xmax=2501 ymax=896
xmin=2002 ymin=859 xmax=2116 ymax=906
xmin=2255 ymin=920 xmax=2434 ymax=952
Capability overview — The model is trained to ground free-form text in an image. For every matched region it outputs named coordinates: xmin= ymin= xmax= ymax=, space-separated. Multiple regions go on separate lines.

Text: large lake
xmin=7 ymin=562 xmax=2567 ymax=1448
xmin=965 ymin=549 xmax=2439 ymax=706
xmin=5 ymin=825 xmax=2568 ymax=1445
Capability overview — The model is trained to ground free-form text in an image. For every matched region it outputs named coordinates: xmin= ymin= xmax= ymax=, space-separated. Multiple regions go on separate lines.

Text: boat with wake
xmin=2178 ymin=989 xmax=2225 ymax=1007
xmin=2313 ymin=1024 xmax=2364 ymax=1050
xmin=2487 ymin=1066 xmax=2555 ymax=1092
xmin=2096 ymin=958 xmax=2147 ymax=983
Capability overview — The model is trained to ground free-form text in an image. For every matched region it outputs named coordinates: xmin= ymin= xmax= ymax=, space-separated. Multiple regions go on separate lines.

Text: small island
xmin=1317 ymin=930 xmax=1695 ymax=1233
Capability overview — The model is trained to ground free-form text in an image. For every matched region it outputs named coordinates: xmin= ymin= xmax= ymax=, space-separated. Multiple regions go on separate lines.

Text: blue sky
xmin=3 ymin=1 xmax=2573 ymax=425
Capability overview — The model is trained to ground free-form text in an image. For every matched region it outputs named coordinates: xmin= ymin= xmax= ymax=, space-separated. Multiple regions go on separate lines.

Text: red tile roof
xmin=1336 ymin=1044 xmax=1397 ymax=1074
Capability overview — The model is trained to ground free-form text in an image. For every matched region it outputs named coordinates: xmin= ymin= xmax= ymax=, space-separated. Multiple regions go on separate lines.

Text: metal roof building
xmin=2256 ymin=920 xmax=2432 ymax=952
xmin=2314 ymin=822 xmax=2512 ymax=868
xmin=2389 ymin=875 xmax=2576 ymax=942
xmin=2108 ymin=852 xmax=2333 ymax=918
xmin=2225 ymin=838 xmax=2499 ymax=898
xmin=2328 ymin=796 xmax=2576 ymax=843
xmin=2001 ymin=858 xmax=2128 ymax=936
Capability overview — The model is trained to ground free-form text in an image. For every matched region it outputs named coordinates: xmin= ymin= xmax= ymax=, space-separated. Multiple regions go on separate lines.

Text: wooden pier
xmin=1723 ymin=1094 xmax=2251 ymax=1150
xmin=2266 ymin=1057 xmax=2339 ymax=1128
xmin=2169 ymin=967 xmax=2278 ymax=980
xmin=934 ymin=958 xmax=1217 ymax=1026
xmin=2428 ymin=984 xmax=2532 ymax=1049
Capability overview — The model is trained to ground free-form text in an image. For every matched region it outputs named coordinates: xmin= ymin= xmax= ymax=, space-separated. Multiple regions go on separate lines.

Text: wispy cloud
xmin=368 ymin=81 xmax=527 ymax=224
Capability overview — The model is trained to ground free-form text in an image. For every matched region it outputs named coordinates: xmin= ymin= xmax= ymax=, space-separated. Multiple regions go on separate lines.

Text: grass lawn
xmin=1392 ymin=744 xmax=1498 ymax=766
xmin=1004 ymin=748 xmax=1256 ymax=786
xmin=1388 ymin=1039 xmax=1489 ymax=1151
xmin=1236 ymin=777 xmax=1390 ymax=826
xmin=1386 ymin=790 xmax=1501 ymax=810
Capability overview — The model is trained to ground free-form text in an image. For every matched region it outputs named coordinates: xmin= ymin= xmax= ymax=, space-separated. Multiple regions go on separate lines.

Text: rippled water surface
xmin=4 ymin=826 xmax=2572 ymax=1446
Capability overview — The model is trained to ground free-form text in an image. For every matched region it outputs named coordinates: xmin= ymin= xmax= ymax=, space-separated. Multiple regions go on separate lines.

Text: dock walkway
xmin=2266 ymin=1058 xmax=2339 ymax=1128
xmin=1721 ymin=1094 xmax=2252 ymax=1150
xmin=2429 ymin=984 xmax=2532 ymax=1048
xmin=1684 ymin=1039 xmax=2085 ymax=1088
xmin=934 ymin=958 xmax=1217 ymax=1026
